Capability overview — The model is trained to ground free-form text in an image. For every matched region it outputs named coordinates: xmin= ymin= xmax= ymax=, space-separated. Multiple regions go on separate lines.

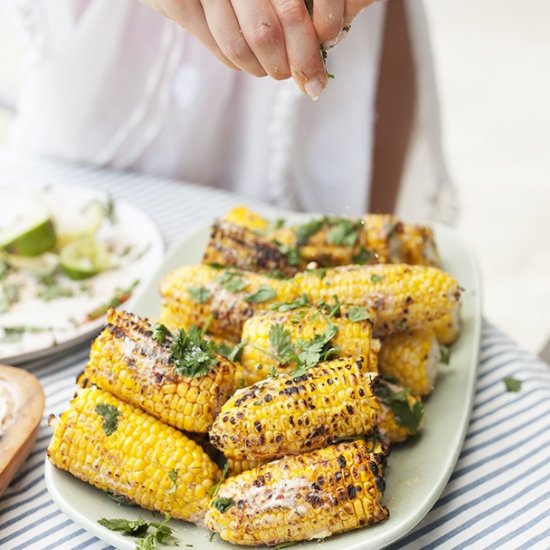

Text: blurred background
xmin=0 ymin=1 xmax=549 ymax=357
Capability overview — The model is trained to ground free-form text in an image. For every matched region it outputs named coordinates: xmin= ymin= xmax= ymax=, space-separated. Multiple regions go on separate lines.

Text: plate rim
xmin=0 ymin=182 xmax=165 ymax=365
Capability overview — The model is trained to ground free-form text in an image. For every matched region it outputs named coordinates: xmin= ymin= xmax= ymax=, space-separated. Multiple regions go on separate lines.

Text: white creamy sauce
xmin=0 ymin=185 xmax=157 ymax=358
xmin=427 ymin=334 xmax=441 ymax=387
xmin=0 ymin=377 xmax=19 ymax=437
xmin=233 ymin=477 xmax=312 ymax=512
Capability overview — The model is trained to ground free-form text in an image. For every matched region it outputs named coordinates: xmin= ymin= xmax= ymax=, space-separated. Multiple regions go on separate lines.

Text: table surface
xmin=0 ymin=150 xmax=549 ymax=550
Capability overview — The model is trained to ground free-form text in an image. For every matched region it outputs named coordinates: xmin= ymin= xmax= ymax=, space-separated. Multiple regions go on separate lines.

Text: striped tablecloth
xmin=1 ymin=150 xmax=549 ymax=550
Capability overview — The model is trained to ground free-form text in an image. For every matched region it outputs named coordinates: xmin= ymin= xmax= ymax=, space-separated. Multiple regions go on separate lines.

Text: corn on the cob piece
xmin=379 ymin=329 xmax=440 ymax=397
xmin=79 ymin=309 xmax=235 ymax=433
xmin=47 ymin=388 xmax=220 ymax=523
xmin=204 ymin=440 xmax=389 ymax=546
xmin=209 ymin=357 xmax=381 ymax=461
xmin=210 ymin=206 xmax=440 ymax=270
xmin=239 ymin=307 xmax=377 ymax=386
xmin=222 ymin=205 xmax=270 ymax=233
xmin=400 ymin=224 xmax=440 ymax=267
xmin=160 ymin=265 xmax=298 ymax=341
xmin=202 ymin=220 xmax=298 ymax=277
xmin=294 ymin=264 xmax=461 ymax=338
xmin=373 ymin=378 xmax=424 ymax=443
xmin=431 ymin=307 xmax=461 ymax=345
xmin=227 ymin=457 xmax=267 ymax=476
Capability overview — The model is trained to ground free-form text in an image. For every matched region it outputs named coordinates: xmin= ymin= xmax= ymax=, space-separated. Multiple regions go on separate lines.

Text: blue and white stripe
xmin=1 ymin=151 xmax=549 ymax=549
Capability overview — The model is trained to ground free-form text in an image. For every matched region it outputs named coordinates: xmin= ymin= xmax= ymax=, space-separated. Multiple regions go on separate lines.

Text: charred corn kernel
xmin=79 ymin=309 xmax=236 ymax=433
xmin=160 ymin=265 xmax=298 ymax=342
xmin=239 ymin=307 xmax=377 ymax=385
xmin=226 ymin=457 xmax=267 ymax=476
xmin=294 ymin=264 xmax=461 ymax=338
xmin=209 ymin=358 xmax=381 ymax=461
xmin=47 ymin=388 xmax=220 ymax=522
xmin=204 ymin=440 xmax=389 ymax=546
xmin=202 ymin=220 xmax=298 ymax=277
xmin=379 ymin=329 xmax=440 ymax=397
xmin=431 ymin=308 xmax=461 ymax=345
xmin=373 ymin=378 xmax=424 ymax=443
xmin=222 ymin=205 xmax=269 ymax=232
xmin=400 ymin=224 xmax=440 ymax=267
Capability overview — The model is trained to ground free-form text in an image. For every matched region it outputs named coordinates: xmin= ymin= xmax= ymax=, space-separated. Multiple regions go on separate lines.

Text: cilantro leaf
xmin=216 ymin=271 xmax=247 ymax=293
xmin=373 ymin=381 xmax=423 ymax=435
xmin=353 ymin=246 xmax=373 ymax=264
xmin=245 ymin=285 xmax=277 ymax=304
xmin=503 ymin=376 xmax=522 ymax=393
xmin=152 ymin=323 xmax=171 ymax=344
xmin=213 ymin=497 xmax=235 ymax=513
xmin=326 ymin=218 xmax=363 ymax=247
xmin=170 ymin=325 xmax=218 ymax=377
xmin=347 ymin=307 xmax=370 ymax=322
xmin=295 ymin=218 xmax=325 ymax=245
xmin=95 ymin=403 xmax=121 ymax=436
xmin=98 ymin=517 xmax=149 ymax=536
xmin=293 ymin=324 xmax=339 ymax=375
xmin=217 ymin=339 xmax=247 ymax=362
xmin=166 ymin=469 xmax=178 ymax=494
xmin=273 ymin=241 xmax=301 ymax=266
xmin=439 ymin=345 xmax=451 ymax=365
xmin=370 ymin=273 xmax=384 ymax=283
xmin=269 ymin=324 xmax=296 ymax=364
xmin=188 ymin=286 xmax=211 ymax=303
xmin=269 ymin=294 xmax=311 ymax=312
xmin=209 ymin=461 xmax=229 ymax=497
xmin=317 ymin=295 xmax=341 ymax=317
xmin=137 ymin=514 xmax=176 ymax=550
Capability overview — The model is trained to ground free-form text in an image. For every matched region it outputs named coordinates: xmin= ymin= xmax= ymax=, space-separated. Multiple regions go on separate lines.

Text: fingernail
xmin=322 ymin=29 xmax=347 ymax=49
xmin=304 ymin=78 xmax=326 ymax=101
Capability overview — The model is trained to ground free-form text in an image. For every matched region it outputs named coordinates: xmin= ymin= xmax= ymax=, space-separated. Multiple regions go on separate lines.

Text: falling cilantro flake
xmin=370 ymin=274 xmax=384 ymax=283
xmin=347 ymin=307 xmax=370 ymax=322
xmin=95 ymin=403 xmax=121 ymax=436
xmin=274 ymin=241 xmax=301 ymax=266
xmin=188 ymin=286 xmax=211 ymax=303
xmin=213 ymin=497 xmax=235 ymax=513
xmin=245 ymin=285 xmax=277 ymax=304
xmin=503 ymin=376 xmax=522 ymax=393
xmin=217 ymin=271 xmax=247 ymax=293
xmin=170 ymin=325 xmax=218 ymax=377
xmin=152 ymin=323 xmax=171 ymax=344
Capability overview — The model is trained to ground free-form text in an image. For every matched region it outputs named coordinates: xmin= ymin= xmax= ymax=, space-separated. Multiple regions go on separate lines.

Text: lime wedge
xmin=7 ymin=252 xmax=59 ymax=276
xmin=1 ymin=218 xmax=56 ymax=257
xmin=59 ymin=235 xmax=113 ymax=280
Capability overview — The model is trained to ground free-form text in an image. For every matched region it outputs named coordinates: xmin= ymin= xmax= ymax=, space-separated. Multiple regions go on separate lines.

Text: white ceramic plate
xmin=0 ymin=183 xmax=164 ymax=364
xmin=45 ymin=218 xmax=482 ymax=550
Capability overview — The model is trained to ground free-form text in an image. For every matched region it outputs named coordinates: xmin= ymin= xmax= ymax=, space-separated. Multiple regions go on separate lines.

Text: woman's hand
xmin=143 ymin=0 xmax=328 ymax=99
xmin=310 ymin=0 xmax=379 ymax=47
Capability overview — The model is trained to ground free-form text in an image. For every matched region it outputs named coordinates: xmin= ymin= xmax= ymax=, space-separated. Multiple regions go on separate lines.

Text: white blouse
xmin=7 ymin=0 xmax=455 ymax=221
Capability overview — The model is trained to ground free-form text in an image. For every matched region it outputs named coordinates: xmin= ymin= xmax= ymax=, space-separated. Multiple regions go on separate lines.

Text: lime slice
xmin=1 ymin=218 xmax=57 ymax=257
xmin=59 ymin=236 xmax=113 ymax=280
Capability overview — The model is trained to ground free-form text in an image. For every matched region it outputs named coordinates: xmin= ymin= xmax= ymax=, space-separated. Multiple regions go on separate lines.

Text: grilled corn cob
xmin=239 ymin=307 xmax=377 ymax=385
xmin=160 ymin=265 xmax=298 ymax=342
xmin=79 ymin=309 xmax=235 ymax=433
xmin=202 ymin=220 xmax=298 ymax=277
xmin=379 ymin=329 xmax=441 ymax=397
xmin=211 ymin=206 xmax=440 ymax=270
xmin=47 ymin=388 xmax=220 ymax=523
xmin=204 ymin=440 xmax=389 ymax=546
xmin=431 ymin=308 xmax=461 ymax=345
xmin=209 ymin=358 xmax=381 ymax=461
xmin=294 ymin=264 xmax=461 ymax=338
